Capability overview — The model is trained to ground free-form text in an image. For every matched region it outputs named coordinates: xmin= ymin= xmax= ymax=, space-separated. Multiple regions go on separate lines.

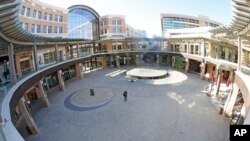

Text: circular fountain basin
xmin=126 ymin=68 xmax=168 ymax=79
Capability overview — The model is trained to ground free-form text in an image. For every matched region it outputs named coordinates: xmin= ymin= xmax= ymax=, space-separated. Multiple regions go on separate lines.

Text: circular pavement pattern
xmin=64 ymin=88 xmax=114 ymax=111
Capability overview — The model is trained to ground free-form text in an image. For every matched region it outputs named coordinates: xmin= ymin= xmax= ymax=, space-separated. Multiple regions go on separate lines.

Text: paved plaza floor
xmin=27 ymin=66 xmax=229 ymax=141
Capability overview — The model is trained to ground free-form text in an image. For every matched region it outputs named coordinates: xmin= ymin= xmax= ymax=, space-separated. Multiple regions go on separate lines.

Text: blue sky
xmin=41 ymin=0 xmax=232 ymax=37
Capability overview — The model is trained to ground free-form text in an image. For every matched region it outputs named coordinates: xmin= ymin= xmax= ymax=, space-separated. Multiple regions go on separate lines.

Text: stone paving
xmin=27 ymin=66 xmax=229 ymax=141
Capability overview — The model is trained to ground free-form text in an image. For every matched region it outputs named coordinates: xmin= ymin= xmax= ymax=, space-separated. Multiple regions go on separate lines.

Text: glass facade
xmin=162 ymin=17 xmax=199 ymax=32
xmin=68 ymin=8 xmax=99 ymax=39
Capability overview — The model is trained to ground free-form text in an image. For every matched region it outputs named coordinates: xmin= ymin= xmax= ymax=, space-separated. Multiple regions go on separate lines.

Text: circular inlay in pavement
xmin=126 ymin=68 xmax=168 ymax=79
xmin=64 ymin=88 xmax=114 ymax=111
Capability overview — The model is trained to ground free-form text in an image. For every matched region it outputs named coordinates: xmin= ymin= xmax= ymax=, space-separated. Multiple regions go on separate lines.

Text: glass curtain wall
xmin=68 ymin=9 xmax=99 ymax=39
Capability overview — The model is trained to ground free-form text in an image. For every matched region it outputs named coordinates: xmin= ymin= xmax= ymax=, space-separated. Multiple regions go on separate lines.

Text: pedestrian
xmin=123 ymin=91 xmax=127 ymax=101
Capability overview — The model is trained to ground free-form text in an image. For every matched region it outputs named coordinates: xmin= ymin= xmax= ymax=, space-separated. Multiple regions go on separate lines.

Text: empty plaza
xmin=27 ymin=67 xmax=229 ymax=141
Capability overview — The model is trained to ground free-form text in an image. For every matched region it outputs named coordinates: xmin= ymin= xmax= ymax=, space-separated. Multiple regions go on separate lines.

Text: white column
xmin=223 ymin=83 xmax=239 ymax=117
xmin=200 ymin=41 xmax=205 ymax=56
xmin=8 ymin=43 xmax=17 ymax=83
xmin=186 ymin=42 xmax=189 ymax=54
xmin=200 ymin=62 xmax=206 ymax=80
xmin=237 ymin=36 xmax=242 ymax=71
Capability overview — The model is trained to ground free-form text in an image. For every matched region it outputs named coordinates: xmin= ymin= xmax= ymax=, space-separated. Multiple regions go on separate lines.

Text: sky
xmin=40 ymin=0 xmax=233 ymax=37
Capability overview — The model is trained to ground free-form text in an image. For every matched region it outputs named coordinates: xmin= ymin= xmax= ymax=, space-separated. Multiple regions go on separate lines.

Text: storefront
xmin=62 ymin=65 xmax=77 ymax=81
xmin=15 ymin=51 xmax=34 ymax=77
xmin=189 ymin=59 xmax=201 ymax=73
xmin=43 ymin=72 xmax=59 ymax=91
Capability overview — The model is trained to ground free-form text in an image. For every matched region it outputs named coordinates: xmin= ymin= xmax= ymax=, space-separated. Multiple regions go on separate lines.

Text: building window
xmin=24 ymin=23 xmax=28 ymax=31
xmin=43 ymin=25 xmax=47 ymax=33
xmin=112 ymin=20 xmax=116 ymax=25
xmin=38 ymin=11 xmax=42 ymax=19
xmin=26 ymin=8 xmax=30 ymax=17
xmin=117 ymin=20 xmax=121 ymax=25
xmin=31 ymin=24 xmax=35 ymax=33
xmin=48 ymin=26 xmax=52 ymax=33
xmin=48 ymin=14 xmax=52 ymax=21
xmin=112 ymin=28 xmax=121 ymax=33
xmin=44 ymin=13 xmax=48 ymax=20
xmin=54 ymin=26 xmax=58 ymax=33
xmin=102 ymin=21 xmax=107 ymax=26
xmin=59 ymin=27 xmax=62 ymax=33
xmin=21 ymin=6 xmax=26 ymax=15
xmin=32 ymin=10 xmax=37 ymax=18
xmin=43 ymin=52 xmax=56 ymax=64
xmin=36 ymin=25 xmax=40 ymax=33
xmin=55 ymin=15 xmax=58 ymax=22
xmin=105 ymin=29 xmax=107 ymax=33
xmin=59 ymin=16 xmax=63 ymax=22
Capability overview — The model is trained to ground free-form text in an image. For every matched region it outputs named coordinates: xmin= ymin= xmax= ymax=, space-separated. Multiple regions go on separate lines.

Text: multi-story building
xmin=1 ymin=0 xmax=250 ymax=141
xmin=19 ymin=0 xmax=68 ymax=38
xmin=161 ymin=14 xmax=222 ymax=37
xmin=99 ymin=15 xmax=146 ymax=40
xmin=99 ymin=15 xmax=126 ymax=40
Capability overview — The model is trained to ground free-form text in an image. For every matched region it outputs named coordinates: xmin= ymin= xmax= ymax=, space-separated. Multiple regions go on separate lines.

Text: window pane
xmin=54 ymin=26 xmax=57 ymax=33
xmin=32 ymin=10 xmax=37 ymax=18
xmin=26 ymin=8 xmax=30 ymax=17
xmin=37 ymin=25 xmax=40 ymax=33
xmin=38 ymin=11 xmax=41 ymax=19
xmin=44 ymin=13 xmax=47 ymax=20
xmin=21 ymin=6 xmax=26 ymax=15
xmin=31 ymin=24 xmax=35 ymax=33
xmin=48 ymin=26 xmax=52 ymax=33
xmin=43 ymin=25 xmax=47 ymax=33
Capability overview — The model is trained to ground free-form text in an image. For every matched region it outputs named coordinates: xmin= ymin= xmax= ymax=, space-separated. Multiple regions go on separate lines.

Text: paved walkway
xmin=27 ymin=66 xmax=229 ymax=141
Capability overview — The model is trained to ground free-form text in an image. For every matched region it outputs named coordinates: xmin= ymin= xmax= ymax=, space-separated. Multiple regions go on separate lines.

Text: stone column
xmin=116 ymin=56 xmax=120 ymax=68
xmin=55 ymin=44 xmax=59 ymax=63
xmin=200 ymin=41 xmax=205 ymax=56
xmin=75 ymin=63 xmax=83 ymax=79
xmin=186 ymin=42 xmax=189 ymax=54
xmin=38 ymin=80 xmax=49 ymax=107
xmin=8 ymin=43 xmax=17 ymax=83
xmin=18 ymin=97 xmax=38 ymax=134
xmin=229 ymin=71 xmax=234 ymax=82
xmin=57 ymin=70 xmax=65 ymax=91
xmin=237 ymin=36 xmax=242 ymax=71
xmin=223 ymin=83 xmax=239 ymax=117
xmin=136 ymin=55 xmax=140 ymax=65
xmin=185 ymin=58 xmax=189 ymax=73
xmin=33 ymin=45 xmax=39 ymax=71
xmin=200 ymin=62 xmax=206 ymax=80
xmin=172 ymin=56 xmax=176 ymax=68
xmin=215 ymin=69 xmax=222 ymax=97
xmin=156 ymin=55 xmax=160 ymax=65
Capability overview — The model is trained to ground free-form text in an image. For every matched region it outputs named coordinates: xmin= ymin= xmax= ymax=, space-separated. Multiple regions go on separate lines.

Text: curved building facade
xmin=0 ymin=0 xmax=250 ymax=141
